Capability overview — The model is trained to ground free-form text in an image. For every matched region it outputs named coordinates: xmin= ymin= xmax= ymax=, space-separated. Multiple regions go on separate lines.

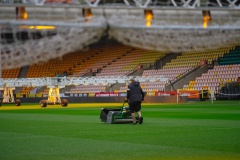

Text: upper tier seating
xmin=219 ymin=46 xmax=240 ymax=65
xmin=96 ymin=48 xmax=168 ymax=76
xmin=26 ymin=50 xmax=96 ymax=78
xmin=1 ymin=68 xmax=20 ymax=78
xmin=71 ymin=45 xmax=132 ymax=76
xmin=163 ymin=47 xmax=230 ymax=69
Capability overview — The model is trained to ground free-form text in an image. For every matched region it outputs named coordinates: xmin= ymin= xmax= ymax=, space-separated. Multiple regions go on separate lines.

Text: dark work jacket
xmin=127 ymin=81 xmax=145 ymax=103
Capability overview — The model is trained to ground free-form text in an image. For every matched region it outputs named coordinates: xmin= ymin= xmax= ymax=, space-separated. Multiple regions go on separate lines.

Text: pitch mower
xmin=100 ymin=101 xmax=139 ymax=124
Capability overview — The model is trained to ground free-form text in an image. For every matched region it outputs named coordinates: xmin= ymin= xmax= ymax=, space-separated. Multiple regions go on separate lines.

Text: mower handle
xmin=123 ymin=98 xmax=128 ymax=107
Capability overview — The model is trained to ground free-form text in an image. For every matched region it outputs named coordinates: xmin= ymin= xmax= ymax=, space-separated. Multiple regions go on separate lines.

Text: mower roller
xmin=100 ymin=101 xmax=139 ymax=124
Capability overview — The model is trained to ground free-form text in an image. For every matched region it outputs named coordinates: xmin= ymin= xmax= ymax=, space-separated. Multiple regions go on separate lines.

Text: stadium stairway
xmin=165 ymin=64 xmax=209 ymax=91
xmin=18 ymin=66 xmax=29 ymax=78
xmin=8 ymin=66 xmax=30 ymax=94
xmin=155 ymin=53 xmax=182 ymax=69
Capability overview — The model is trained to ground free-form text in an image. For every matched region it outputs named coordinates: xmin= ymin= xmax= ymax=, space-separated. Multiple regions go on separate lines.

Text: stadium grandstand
xmin=0 ymin=0 xmax=240 ymax=103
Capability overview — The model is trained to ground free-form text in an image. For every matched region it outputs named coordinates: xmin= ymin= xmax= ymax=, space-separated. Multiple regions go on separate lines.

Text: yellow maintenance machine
xmin=40 ymin=85 xmax=68 ymax=107
xmin=0 ymin=83 xmax=21 ymax=107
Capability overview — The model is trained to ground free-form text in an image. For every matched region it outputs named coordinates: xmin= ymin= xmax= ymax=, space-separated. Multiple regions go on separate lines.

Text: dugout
xmin=216 ymin=82 xmax=240 ymax=100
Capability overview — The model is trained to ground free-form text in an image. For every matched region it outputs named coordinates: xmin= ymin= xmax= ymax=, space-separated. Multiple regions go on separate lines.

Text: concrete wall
xmin=156 ymin=53 xmax=181 ymax=69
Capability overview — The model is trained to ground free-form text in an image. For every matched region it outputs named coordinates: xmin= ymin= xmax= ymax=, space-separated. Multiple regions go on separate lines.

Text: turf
xmin=0 ymin=101 xmax=240 ymax=160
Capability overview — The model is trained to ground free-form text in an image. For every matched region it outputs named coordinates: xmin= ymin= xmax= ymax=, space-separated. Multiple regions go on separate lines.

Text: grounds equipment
xmin=100 ymin=101 xmax=139 ymax=124
xmin=40 ymin=85 xmax=68 ymax=107
xmin=0 ymin=83 xmax=21 ymax=106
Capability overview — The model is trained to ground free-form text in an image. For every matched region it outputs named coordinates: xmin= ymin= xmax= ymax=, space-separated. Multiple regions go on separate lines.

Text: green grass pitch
xmin=0 ymin=101 xmax=240 ymax=160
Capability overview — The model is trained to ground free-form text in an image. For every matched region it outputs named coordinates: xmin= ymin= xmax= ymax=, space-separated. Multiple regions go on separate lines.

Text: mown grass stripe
xmin=0 ymin=101 xmax=240 ymax=160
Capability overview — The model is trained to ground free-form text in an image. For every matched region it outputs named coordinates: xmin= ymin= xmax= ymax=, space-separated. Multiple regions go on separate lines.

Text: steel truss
xmin=0 ymin=0 xmax=239 ymax=9
xmin=0 ymin=76 xmax=168 ymax=88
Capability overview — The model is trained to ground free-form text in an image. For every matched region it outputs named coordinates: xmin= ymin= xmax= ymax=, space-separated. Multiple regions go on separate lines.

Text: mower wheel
xmin=61 ymin=99 xmax=68 ymax=107
xmin=40 ymin=100 xmax=47 ymax=107
xmin=15 ymin=99 xmax=21 ymax=106
xmin=0 ymin=100 xmax=2 ymax=107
